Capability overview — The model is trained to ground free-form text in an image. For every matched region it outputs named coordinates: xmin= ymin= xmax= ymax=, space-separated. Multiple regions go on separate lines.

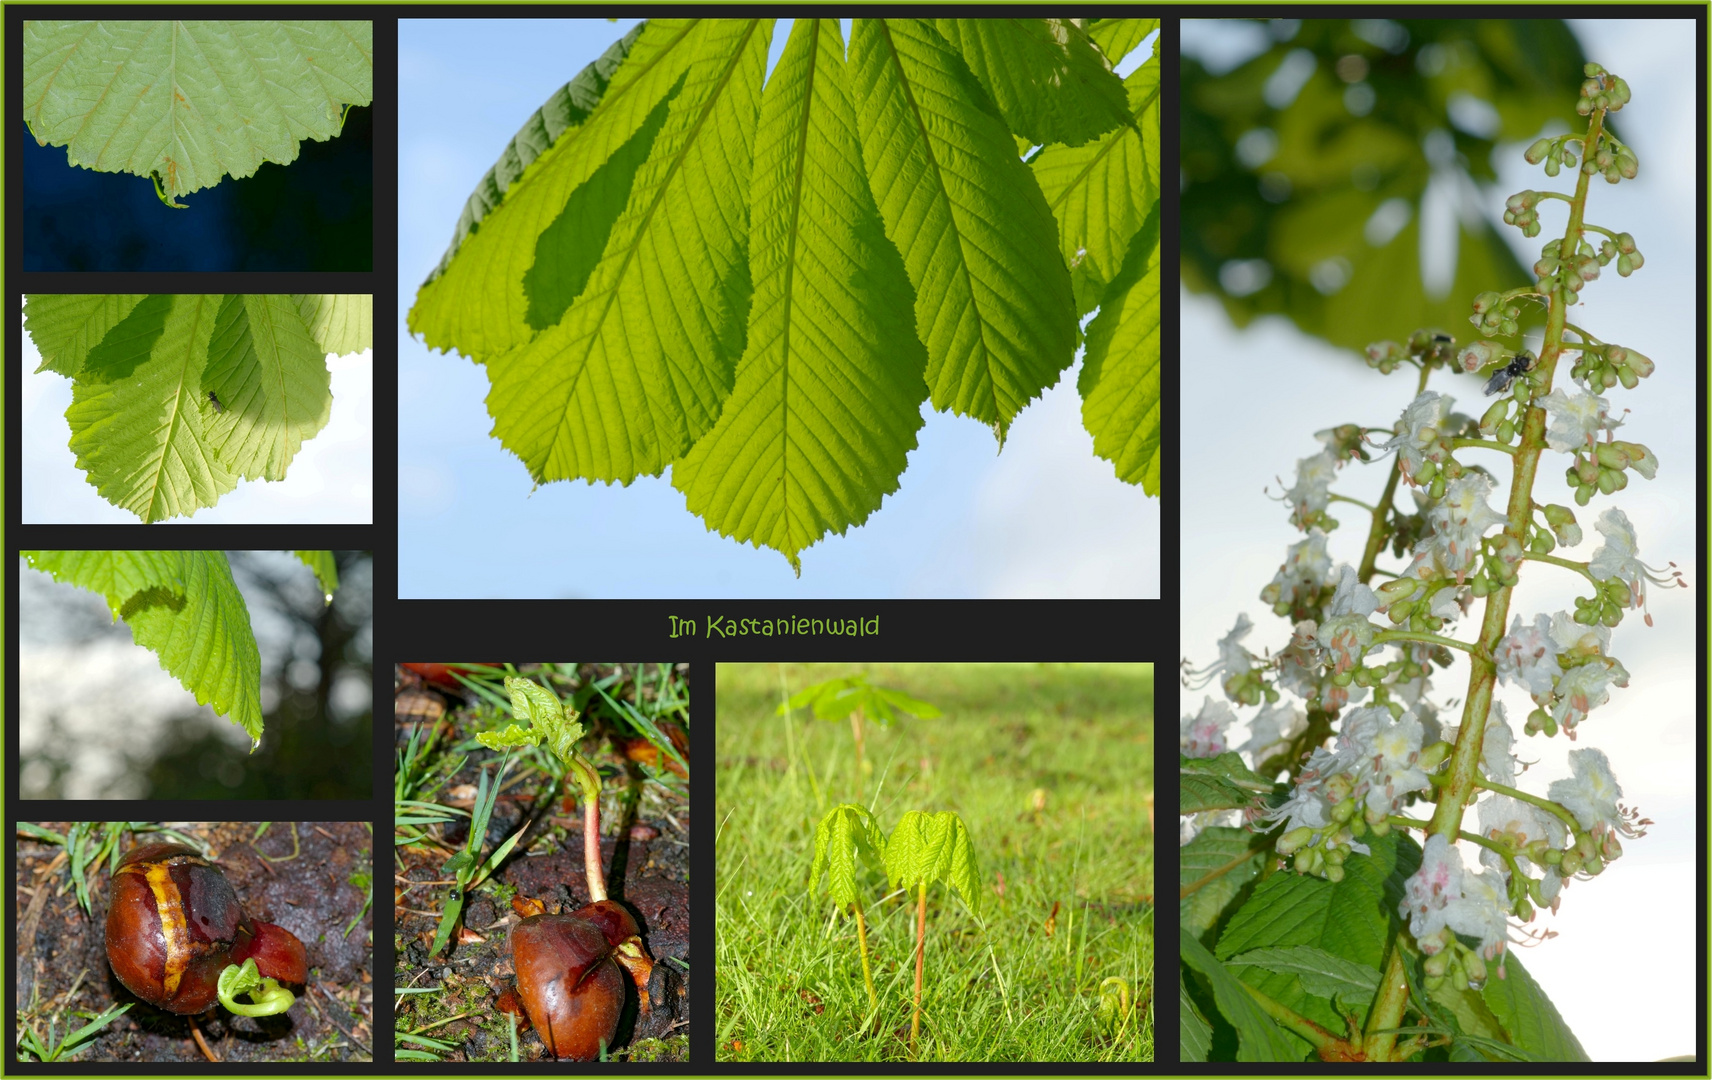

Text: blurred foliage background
xmin=1181 ymin=18 xmax=1596 ymax=352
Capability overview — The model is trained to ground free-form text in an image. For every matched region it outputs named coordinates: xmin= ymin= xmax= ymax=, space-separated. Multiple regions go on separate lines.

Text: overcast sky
xmin=396 ymin=19 xmax=1159 ymax=598
xmin=1181 ymin=19 xmax=1697 ymax=1063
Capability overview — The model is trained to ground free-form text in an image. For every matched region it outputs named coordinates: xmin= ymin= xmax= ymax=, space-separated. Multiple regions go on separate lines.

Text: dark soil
xmin=392 ymin=663 xmax=690 ymax=1062
xmin=15 ymin=821 xmax=374 ymax=1062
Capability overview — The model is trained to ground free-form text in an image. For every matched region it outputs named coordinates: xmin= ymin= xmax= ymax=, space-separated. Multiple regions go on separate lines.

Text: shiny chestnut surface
xmin=512 ymin=901 xmax=643 ymax=1060
xmin=105 ymin=842 xmax=306 ymax=1014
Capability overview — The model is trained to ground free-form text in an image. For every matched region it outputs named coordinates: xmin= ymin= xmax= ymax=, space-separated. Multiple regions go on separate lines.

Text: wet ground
xmin=15 ymin=820 xmax=374 ymax=1062
xmin=392 ymin=663 xmax=690 ymax=1062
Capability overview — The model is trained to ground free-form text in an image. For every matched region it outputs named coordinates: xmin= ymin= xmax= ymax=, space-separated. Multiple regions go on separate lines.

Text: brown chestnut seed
xmin=106 ymin=842 xmax=306 ymax=1015
xmin=511 ymin=902 xmax=653 ymax=1061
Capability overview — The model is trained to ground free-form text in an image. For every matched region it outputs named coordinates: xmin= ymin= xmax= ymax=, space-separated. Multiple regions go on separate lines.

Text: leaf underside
xmin=23 ymin=20 xmax=374 ymax=199
xmin=673 ymin=19 xmax=927 ymax=573
xmin=485 ymin=19 xmax=770 ymax=485
xmin=29 ymin=294 xmax=372 ymax=522
xmin=20 ymin=550 xmax=265 ymax=746
xmin=1081 ymin=203 xmax=1161 ymax=492
xmin=411 ymin=16 xmax=1158 ymax=570
xmin=852 ymin=18 xmax=1078 ymax=441
xmin=884 ymin=809 xmax=980 ymax=913
xmin=931 ymin=18 xmax=1132 ymax=149
xmin=810 ymin=803 xmax=885 ymax=910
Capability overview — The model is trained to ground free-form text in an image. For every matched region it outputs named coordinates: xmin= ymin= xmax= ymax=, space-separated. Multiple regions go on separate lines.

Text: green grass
xmin=715 ymin=663 xmax=1153 ymax=1062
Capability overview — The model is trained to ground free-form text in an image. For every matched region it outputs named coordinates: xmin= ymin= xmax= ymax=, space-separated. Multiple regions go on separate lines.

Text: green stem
xmin=1239 ymin=979 xmax=1348 ymax=1053
xmin=850 ymin=707 xmax=866 ymax=795
xmin=1361 ymin=945 xmax=1411 ymax=1061
xmin=1471 ymin=777 xmax=1583 ymax=834
xmin=1358 ymin=365 xmax=1430 ymax=583
xmin=1522 ymin=551 xmax=1595 ymax=581
xmin=852 ymin=902 xmax=878 ymax=1017
xmin=568 ymin=755 xmax=606 ymax=902
xmin=1369 ymin=630 xmax=1474 ymax=654
xmin=911 ymin=883 xmax=926 ymax=1058
xmin=1384 ymin=815 xmax=1520 ymax=861
xmin=1329 ymin=493 xmax=1377 ymax=512
xmin=1446 ymin=437 xmax=1517 ymax=456
xmin=1179 ymin=848 xmax=1261 ymax=900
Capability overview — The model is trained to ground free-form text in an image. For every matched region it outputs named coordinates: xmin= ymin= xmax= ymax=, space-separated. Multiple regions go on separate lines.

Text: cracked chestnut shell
xmin=105 ymin=842 xmax=308 ymax=1014
xmin=512 ymin=900 xmax=651 ymax=1060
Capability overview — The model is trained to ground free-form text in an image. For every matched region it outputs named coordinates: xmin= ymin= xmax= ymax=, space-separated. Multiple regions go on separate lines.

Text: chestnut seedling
xmin=883 ymin=811 xmax=980 ymax=1057
xmin=808 ymin=804 xmax=888 ymax=1020
xmin=779 ymin=674 xmax=941 ymax=792
xmin=106 ymin=842 xmax=308 ymax=1017
xmin=482 ymin=676 xmax=655 ymax=1060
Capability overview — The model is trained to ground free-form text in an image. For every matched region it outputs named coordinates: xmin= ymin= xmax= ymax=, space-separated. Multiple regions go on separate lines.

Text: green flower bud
xmin=1417 ymin=741 xmax=1453 ymax=771
xmin=1600 ymin=830 xmax=1623 ymax=861
xmin=1277 ymin=825 xmax=1315 ymax=855
xmin=1479 ymin=399 xmax=1508 ymax=434
xmin=1595 ymin=443 xmax=1630 ymax=471
xmin=1524 ymin=137 xmax=1552 ymax=165
xmin=1324 ymin=863 xmax=1345 ymax=884
xmin=1425 ymin=949 xmax=1450 ymax=978
xmin=1325 ymin=773 xmax=1354 ymax=803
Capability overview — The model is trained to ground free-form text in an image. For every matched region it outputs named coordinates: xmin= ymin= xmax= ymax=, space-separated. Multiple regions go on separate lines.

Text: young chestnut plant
xmin=481 ymin=676 xmax=654 ymax=1060
xmin=780 ymin=674 xmax=941 ymax=792
xmin=807 ymin=803 xmax=889 ymax=1019
xmin=883 ymin=810 xmax=980 ymax=1057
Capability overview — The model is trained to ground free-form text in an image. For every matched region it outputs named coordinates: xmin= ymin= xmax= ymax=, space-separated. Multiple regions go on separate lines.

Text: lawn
xmin=715 ymin=662 xmax=1152 ymax=1062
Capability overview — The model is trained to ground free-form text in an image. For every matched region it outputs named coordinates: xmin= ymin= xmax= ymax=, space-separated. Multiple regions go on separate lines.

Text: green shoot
xmin=216 ymin=959 xmax=295 ymax=1017
xmin=480 ymin=676 xmax=606 ymax=900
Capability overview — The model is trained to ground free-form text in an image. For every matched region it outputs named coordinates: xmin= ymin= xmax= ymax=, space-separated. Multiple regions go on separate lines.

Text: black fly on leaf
xmin=207 ymin=390 xmax=224 ymax=413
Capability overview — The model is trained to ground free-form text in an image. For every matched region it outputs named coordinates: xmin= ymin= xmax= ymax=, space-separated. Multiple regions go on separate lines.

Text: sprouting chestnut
xmin=511 ymin=900 xmax=653 ymax=1060
xmin=106 ymin=842 xmax=308 ymax=1015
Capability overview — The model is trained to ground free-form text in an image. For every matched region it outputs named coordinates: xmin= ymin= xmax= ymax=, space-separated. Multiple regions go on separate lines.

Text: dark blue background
xmin=21 ymin=105 xmax=373 ymax=272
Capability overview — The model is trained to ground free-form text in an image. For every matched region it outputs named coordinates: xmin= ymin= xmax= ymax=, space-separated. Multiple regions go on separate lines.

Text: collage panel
xmin=17 ymin=551 xmax=374 ymax=800
xmin=392 ymin=663 xmax=690 ymax=1063
xmin=21 ymin=18 xmax=374 ymax=272
xmin=14 ymin=820 xmax=373 ymax=1063
xmin=396 ymin=16 xmax=1160 ymax=599
xmin=715 ymin=662 xmax=1153 ymax=1063
xmin=1179 ymin=16 xmax=1699 ymax=1066
xmin=20 ymin=293 xmax=375 ymax=525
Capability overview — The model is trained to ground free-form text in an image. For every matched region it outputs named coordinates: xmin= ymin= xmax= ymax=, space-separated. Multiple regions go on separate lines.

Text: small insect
xmin=207 ymin=390 xmax=224 ymax=413
xmin=1483 ymin=350 xmax=1536 ymax=397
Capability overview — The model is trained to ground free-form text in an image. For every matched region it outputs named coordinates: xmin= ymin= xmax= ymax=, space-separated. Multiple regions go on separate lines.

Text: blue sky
xmin=397 ymin=19 xmax=1158 ymax=598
